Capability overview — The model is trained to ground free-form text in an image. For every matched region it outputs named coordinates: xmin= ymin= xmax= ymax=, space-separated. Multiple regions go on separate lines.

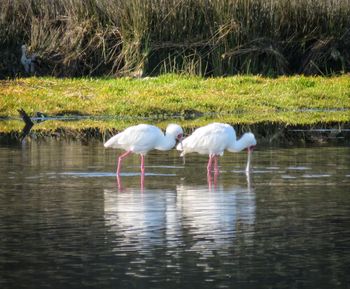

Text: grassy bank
xmin=1 ymin=74 xmax=350 ymax=135
xmin=1 ymin=0 xmax=350 ymax=78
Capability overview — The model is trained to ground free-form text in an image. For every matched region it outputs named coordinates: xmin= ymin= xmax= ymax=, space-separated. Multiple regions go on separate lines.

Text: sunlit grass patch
xmin=0 ymin=74 xmax=349 ymax=134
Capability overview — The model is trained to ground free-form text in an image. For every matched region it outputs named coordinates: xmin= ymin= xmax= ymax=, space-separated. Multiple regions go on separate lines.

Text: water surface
xmin=0 ymin=140 xmax=349 ymax=289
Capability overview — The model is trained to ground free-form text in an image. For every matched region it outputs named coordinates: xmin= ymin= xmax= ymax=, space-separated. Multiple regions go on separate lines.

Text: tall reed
xmin=0 ymin=0 xmax=349 ymax=78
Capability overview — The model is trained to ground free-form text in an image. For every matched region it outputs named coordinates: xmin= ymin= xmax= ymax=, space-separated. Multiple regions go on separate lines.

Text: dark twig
xmin=18 ymin=108 xmax=34 ymax=142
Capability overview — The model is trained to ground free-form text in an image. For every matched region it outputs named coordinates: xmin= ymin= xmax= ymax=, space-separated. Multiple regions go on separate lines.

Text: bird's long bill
xmin=246 ymin=147 xmax=253 ymax=172
xmin=179 ymin=139 xmax=183 ymax=151
xmin=179 ymin=140 xmax=186 ymax=164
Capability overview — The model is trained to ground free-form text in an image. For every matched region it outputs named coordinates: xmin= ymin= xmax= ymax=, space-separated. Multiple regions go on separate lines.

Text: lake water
xmin=0 ymin=140 xmax=349 ymax=289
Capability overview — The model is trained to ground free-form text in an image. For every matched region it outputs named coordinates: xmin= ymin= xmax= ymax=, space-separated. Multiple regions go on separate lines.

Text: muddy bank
xmin=1 ymin=122 xmax=349 ymax=146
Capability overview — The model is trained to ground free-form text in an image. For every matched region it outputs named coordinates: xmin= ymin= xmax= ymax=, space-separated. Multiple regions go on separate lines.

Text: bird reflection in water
xmin=116 ymin=172 xmax=145 ymax=192
xmin=176 ymin=172 xmax=256 ymax=265
xmin=104 ymin=171 xmax=256 ymax=275
xmin=207 ymin=167 xmax=253 ymax=192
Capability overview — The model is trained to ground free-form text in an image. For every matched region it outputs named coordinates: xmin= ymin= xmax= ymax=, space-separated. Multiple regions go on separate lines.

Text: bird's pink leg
xmin=207 ymin=172 xmax=212 ymax=190
xmin=207 ymin=155 xmax=213 ymax=173
xmin=116 ymin=174 xmax=123 ymax=191
xmin=117 ymin=150 xmax=132 ymax=176
xmin=214 ymin=155 xmax=219 ymax=175
xmin=140 ymin=155 xmax=145 ymax=175
xmin=207 ymin=171 xmax=218 ymax=190
xmin=140 ymin=171 xmax=145 ymax=192
xmin=213 ymin=169 xmax=218 ymax=188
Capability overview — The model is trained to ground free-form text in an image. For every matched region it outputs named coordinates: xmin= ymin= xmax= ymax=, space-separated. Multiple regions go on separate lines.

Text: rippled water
xmin=0 ymin=140 xmax=349 ymax=289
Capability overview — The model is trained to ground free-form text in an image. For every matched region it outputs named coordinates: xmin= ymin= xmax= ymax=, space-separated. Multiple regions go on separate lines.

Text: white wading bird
xmin=176 ymin=122 xmax=256 ymax=173
xmin=21 ymin=45 xmax=37 ymax=74
xmin=104 ymin=124 xmax=183 ymax=176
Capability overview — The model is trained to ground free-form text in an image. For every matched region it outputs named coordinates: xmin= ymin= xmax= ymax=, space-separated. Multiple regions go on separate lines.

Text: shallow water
xmin=0 ymin=140 xmax=349 ymax=289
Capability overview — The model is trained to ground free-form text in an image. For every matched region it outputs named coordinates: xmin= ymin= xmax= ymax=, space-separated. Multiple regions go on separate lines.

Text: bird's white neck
xmin=227 ymin=132 xmax=255 ymax=172
xmin=228 ymin=134 xmax=251 ymax=152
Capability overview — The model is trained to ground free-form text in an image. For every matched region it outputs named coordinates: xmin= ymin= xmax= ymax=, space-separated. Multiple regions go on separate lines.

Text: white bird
xmin=176 ymin=122 xmax=256 ymax=173
xmin=21 ymin=45 xmax=36 ymax=74
xmin=104 ymin=124 xmax=183 ymax=176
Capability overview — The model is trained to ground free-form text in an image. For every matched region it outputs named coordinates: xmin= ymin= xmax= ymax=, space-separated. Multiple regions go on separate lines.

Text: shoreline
xmin=1 ymin=75 xmax=349 ymax=145
xmin=1 ymin=121 xmax=349 ymax=146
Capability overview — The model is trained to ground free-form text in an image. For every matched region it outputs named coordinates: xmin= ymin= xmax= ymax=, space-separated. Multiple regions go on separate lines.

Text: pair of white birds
xmin=104 ymin=122 xmax=257 ymax=175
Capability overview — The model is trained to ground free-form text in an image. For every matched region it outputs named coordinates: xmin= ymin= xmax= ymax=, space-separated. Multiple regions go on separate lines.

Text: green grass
xmin=0 ymin=74 xmax=350 ymax=133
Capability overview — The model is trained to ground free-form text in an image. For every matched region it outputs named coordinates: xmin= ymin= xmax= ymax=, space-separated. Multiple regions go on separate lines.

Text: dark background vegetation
xmin=1 ymin=0 xmax=350 ymax=78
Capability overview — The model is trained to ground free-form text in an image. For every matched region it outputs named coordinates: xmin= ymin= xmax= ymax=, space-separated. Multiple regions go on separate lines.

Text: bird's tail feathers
xmin=104 ymin=134 xmax=121 ymax=148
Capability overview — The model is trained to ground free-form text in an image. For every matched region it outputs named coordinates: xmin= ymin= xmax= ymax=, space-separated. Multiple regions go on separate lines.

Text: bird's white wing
xmin=179 ymin=123 xmax=235 ymax=155
xmin=104 ymin=124 xmax=163 ymax=154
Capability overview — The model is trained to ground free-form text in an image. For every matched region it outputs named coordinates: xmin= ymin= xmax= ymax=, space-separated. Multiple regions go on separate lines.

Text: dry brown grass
xmin=1 ymin=0 xmax=349 ymax=78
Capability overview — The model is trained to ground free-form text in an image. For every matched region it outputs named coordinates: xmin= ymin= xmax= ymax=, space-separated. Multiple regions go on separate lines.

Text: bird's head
xmin=242 ymin=132 xmax=257 ymax=152
xmin=166 ymin=124 xmax=183 ymax=141
xmin=248 ymin=145 xmax=256 ymax=152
